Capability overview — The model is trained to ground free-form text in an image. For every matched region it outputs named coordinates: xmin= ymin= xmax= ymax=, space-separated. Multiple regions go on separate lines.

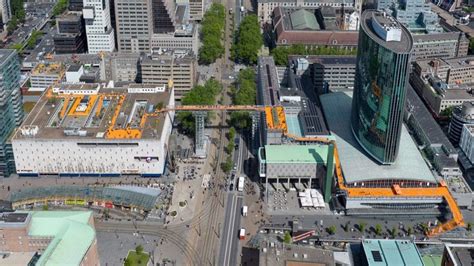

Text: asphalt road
xmin=219 ymin=193 xmax=243 ymax=266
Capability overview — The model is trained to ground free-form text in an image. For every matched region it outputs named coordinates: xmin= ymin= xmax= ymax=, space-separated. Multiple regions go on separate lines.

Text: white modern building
xmin=30 ymin=63 xmax=66 ymax=92
xmin=12 ymin=83 xmax=175 ymax=177
xmin=83 ymin=0 xmax=116 ymax=53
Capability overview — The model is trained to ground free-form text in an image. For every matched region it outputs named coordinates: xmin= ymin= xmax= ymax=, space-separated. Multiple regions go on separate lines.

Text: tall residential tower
xmin=351 ymin=10 xmax=413 ymax=164
xmin=0 ymin=50 xmax=23 ymax=177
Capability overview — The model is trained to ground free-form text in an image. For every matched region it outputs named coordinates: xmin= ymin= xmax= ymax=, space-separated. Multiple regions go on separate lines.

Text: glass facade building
xmin=0 ymin=49 xmax=23 ymax=177
xmin=351 ymin=11 xmax=413 ymax=164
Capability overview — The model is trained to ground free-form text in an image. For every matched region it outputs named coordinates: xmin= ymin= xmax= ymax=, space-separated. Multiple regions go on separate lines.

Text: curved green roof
xmin=27 ymin=211 xmax=95 ymax=266
xmin=290 ymin=9 xmax=320 ymax=30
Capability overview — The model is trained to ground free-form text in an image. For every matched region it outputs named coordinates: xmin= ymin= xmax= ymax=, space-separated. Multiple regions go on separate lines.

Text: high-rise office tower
xmin=351 ymin=11 xmax=413 ymax=164
xmin=83 ymin=0 xmax=116 ymax=53
xmin=115 ymin=0 xmax=153 ymax=52
xmin=152 ymin=0 xmax=176 ymax=33
xmin=0 ymin=50 xmax=23 ymax=177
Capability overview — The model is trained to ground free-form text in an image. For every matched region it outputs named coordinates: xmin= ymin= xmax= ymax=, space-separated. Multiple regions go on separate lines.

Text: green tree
xmin=7 ymin=16 xmax=18 ymax=34
xmin=135 ymin=245 xmax=144 ymax=254
xmin=343 ymin=222 xmax=350 ymax=232
xmin=177 ymin=79 xmax=222 ymax=135
xmin=9 ymin=42 xmax=24 ymax=52
xmin=228 ymin=127 xmax=236 ymax=140
xmin=374 ymin=224 xmax=382 ymax=236
xmin=229 ymin=68 xmax=257 ymax=129
xmin=420 ymin=223 xmax=429 ymax=234
xmin=326 ymin=225 xmax=336 ymax=235
xmin=53 ymin=0 xmax=69 ymax=16
xmin=225 ymin=139 xmax=235 ymax=154
xmin=283 ymin=231 xmax=292 ymax=243
xmin=199 ymin=3 xmax=225 ymax=64
xmin=232 ymin=15 xmax=263 ymax=64
xmin=390 ymin=227 xmax=398 ymax=238
xmin=440 ymin=106 xmax=454 ymax=118
xmin=10 ymin=0 xmax=25 ymax=22
xmin=26 ymin=30 xmax=43 ymax=50
xmin=221 ymin=156 xmax=233 ymax=173
xmin=358 ymin=222 xmax=367 ymax=233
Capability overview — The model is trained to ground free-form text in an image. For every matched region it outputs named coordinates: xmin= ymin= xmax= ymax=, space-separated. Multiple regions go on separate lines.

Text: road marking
xmin=223 ymin=194 xmax=238 ymax=266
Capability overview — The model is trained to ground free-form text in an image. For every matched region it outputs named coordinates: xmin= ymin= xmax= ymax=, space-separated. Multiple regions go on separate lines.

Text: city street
xmin=219 ymin=193 xmax=243 ymax=266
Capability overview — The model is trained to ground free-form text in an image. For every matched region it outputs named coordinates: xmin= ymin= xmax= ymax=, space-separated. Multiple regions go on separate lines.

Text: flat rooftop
xmin=361 ymin=10 xmax=412 ymax=53
xmin=0 ymin=252 xmax=36 ymax=266
xmin=0 ymin=212 xmax=29 ymax=224
xmin=360 ymin=239 xmax=423 ymax=266
xmin=14 ymin=84 xmax=172 ymax=140
xmin=263 ymin=144 xmax=329 ymax=164
xmin=289 ymin=55 xmax=356 ymax=66
xmin=259 ymin=245 xmax=334 ymax=266
xmin=405 ymin=84 xmax=456 ymax=154
xmin=282 ymin=70 xmax=329 ymax=136
xmin=31 ymin=63 xmax=65 ymax=75
xmin=57 ymin=12 xmax=82 ymax=21
xmin=320 ymin=92 xmax=436 ymax=184
xmin=445 ymin=244 xmax=474 ymax=266
xmin=258 ymin=56 xmax=281 ymax=107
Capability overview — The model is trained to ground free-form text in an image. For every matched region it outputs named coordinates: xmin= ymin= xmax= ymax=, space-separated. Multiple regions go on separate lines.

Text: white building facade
xmin=83 ymin=0 xmax=116 ymax=53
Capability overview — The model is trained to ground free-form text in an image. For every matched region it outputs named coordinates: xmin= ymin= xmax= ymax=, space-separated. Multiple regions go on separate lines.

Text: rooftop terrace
xmin=31 ymin=63 xmax=66 ymax=75
xmin=14 ymin=84 xmax=172 ymax=140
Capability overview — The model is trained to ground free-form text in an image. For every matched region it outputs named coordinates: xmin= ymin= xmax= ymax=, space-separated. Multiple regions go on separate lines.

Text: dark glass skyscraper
xmin=351 ymin=11 xmax=413 ymax=164
xmin=0 ymin=49 xmax=23 ymax=177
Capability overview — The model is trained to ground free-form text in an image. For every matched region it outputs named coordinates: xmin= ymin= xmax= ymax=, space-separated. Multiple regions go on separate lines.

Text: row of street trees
xmin=176 ymin=79 xmax=223 ymax=136
xmin=7 ymin=0 xmax=26 ymax=34
xmin=232 ymin=15 xmax=263 ymax=65
xmin=199 ymin=3 xmax=225 ymax=64
xmin=229 ymin=68 xmax=257 ymax=129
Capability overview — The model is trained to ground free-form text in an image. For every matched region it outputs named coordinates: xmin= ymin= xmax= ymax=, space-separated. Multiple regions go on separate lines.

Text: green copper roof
xmin=422 ymin=255 xmax=442 ymax=266
xmin=361 ymin=239 xmax=424 ymax=266
xmin=264 ymin=144 xmax=329 ymax=164
xmin=27 ymin=211 xmax=95 ymax=266
xmin=290 ymin=9 xmax=320 ymax=30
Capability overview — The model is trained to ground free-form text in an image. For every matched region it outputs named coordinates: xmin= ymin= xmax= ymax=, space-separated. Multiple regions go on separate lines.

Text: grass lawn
xmin=125 ymin=251 xmax=149 ymax=266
